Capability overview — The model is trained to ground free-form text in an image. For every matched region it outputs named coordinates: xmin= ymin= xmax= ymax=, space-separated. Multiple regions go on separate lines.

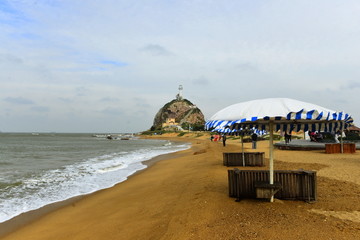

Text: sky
xmin=1 ymin=0 xmax=359 ymax=133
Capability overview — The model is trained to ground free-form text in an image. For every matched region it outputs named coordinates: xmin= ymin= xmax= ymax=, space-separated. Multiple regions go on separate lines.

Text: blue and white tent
xmin=211 ymin=126 xmax=266 ymax=136
xmin=206 ymin=98 xmax=353 ymax=133
xmin=205 ymin=98 xmax=353 ymax=202
xmin=211 ymin=126 xmax=237 ymax=134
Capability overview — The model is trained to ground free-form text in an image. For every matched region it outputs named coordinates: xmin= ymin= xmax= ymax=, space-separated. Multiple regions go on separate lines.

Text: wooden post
xmin=340 ymin=123 xmax=344 ymax=154
xmin=269 ymin=122 xmax=274 ymax=202
xmin=241 ymin=135 xmax=245 ymax=166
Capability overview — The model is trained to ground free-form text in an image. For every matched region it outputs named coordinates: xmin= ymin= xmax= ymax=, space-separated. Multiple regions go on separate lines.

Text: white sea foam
xmin=0 ymin=141 xmax=190 ymax=223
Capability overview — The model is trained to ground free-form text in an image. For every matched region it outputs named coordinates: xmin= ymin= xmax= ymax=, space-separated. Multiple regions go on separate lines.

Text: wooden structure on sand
xmin=228 ymin=169 xmax=317 ymax=202
xmin=223 ymin=152 xmax=265 ymax=167
xmin=325 ymin=143 xmax=356 ymax=154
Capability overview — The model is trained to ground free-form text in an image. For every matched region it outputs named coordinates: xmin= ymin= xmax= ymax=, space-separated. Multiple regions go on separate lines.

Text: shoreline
xmin=2 ymin=133 xmax=360 ymax=239
xmin=0 ymin=137 xmax=193 ymax=238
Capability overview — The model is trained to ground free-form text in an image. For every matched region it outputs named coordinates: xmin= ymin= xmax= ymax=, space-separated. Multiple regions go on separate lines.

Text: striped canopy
xmin=205 ymin=98 xmax=353 ymax=132
xmin=211 ymin=126 xmax=237 ymax=134
xmin=211 ymin=126 xmax=266 ymax=136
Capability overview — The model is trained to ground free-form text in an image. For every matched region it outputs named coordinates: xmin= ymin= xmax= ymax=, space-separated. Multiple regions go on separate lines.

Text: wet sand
xmin=1 ymin=133 xmax=360 ymax=240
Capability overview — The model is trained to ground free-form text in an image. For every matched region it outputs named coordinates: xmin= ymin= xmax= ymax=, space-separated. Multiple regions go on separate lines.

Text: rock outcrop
xmin=152 ymin=99 xmax=205 ymax=131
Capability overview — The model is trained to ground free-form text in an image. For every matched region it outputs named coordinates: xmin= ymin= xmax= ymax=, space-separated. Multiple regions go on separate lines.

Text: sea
xmin=0 ymin=133 xmax=190 ymax=223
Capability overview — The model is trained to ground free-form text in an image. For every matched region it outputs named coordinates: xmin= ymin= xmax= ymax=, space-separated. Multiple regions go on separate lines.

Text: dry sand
xmin=1 ymin=133 xmax=360 ymax=240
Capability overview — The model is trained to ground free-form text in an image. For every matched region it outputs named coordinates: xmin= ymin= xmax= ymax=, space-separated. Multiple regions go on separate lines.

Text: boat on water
xmin=120 ymin=134 xmax=134 ymax=140
xmin=92 ymin=133 xmax=135 ymax=140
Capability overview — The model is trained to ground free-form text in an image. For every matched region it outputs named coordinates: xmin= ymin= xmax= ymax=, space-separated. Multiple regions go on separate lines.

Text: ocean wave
xmin=0 ymin=181 xmax=23 ymax=191
xmin=0 ymin=161 xmax=13 ymax=166
xmin=0 ymin=140 xmax=190 ymax=223
xmin=98 ymin=163 xmax=128 ymax=173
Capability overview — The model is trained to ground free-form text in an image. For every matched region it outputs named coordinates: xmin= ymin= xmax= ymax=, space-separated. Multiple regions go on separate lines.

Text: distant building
xmin=162 ymin=117 xmax=179 ymax=128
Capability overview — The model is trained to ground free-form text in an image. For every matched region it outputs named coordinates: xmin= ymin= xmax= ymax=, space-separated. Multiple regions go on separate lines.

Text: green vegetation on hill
xmin=151 ymin=98 xmax=205 ymax=131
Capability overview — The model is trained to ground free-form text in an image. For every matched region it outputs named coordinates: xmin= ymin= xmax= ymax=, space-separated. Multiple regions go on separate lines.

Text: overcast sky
xmin=1 ymin=0 xmax=359 ymax=133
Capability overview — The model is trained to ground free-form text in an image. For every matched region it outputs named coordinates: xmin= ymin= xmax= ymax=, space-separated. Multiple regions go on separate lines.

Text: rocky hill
xmin=152 ymin=99 xmax=205 ymax=131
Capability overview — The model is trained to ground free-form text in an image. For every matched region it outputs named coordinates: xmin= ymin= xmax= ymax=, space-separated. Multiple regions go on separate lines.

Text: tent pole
xmin=340 ymin=123 xmax=344 ymax=154
xmin=241 ymin=135 xmax=245 ymax=166
xmin=269 ymin=122 xmax=274 ymax=202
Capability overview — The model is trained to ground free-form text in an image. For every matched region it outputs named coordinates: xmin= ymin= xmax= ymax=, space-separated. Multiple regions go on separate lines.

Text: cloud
xmin=192 ymin=77 xmax=210 ymax=86
xmin=100 ymin=60 xmax=128 ymax=67
xmin=140 ymin=44 xmax=173 ymax=56
xmin=100 ymin=107 xmax=125 ymax=116
xmin=1 ymin=1 xmax=360 ymax=132
xmin=58 ymin=97 xmax=73 ymax=103
xmin=235 ymin=63 xmax=259 ymax=72
xmin=133 ymin=97 xmax=151 ymax=108
xmin=4 ymin=97 xmax=34 ymax=105
xmin=341 ymin=81 xmax=360 ymax=90
xmin=99 ymin=97 xmax=120 ymax=102
xmin=31 ymin=106 xmax=49 ymax=112
xmin=0 ymin=54 xmax=23 ymax=63
xmin=75 ymin=87 xmax=89 ymax=97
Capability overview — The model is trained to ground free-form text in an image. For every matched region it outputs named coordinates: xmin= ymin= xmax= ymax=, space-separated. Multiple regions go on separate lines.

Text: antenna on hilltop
xmin=176 ymin=85 xmax=183 ymax=100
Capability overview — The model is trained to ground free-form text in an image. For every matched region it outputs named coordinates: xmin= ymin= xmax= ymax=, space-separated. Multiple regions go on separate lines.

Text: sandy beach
xmin=1 ymin=133 xmax=360 ymax=240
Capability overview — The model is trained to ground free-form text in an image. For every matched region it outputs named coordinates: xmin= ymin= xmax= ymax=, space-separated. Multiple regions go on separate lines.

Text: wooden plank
xmin=326 ymin=143 xmax=356 ymax=154
xmin=223 ymin=152 xmax=265 ymax=166
xmin=228 ymin=169 xmax=317 ymax=202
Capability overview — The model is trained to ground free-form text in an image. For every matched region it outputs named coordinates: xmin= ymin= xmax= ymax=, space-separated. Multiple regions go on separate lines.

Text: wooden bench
xmin=325 ymin=143 xmax=356 ymax=154
xmin=228 ymin=169 xmax=317 ymax=202
xmin=223 ymin=152 xmax=265 ymax=166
